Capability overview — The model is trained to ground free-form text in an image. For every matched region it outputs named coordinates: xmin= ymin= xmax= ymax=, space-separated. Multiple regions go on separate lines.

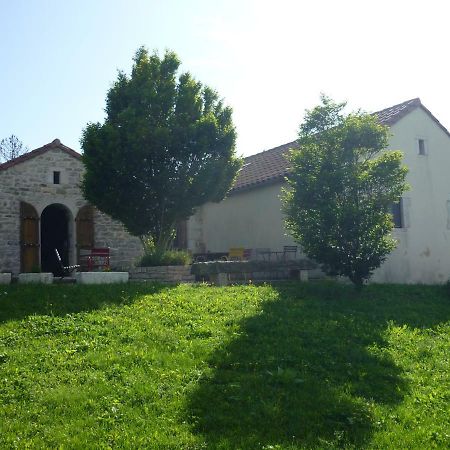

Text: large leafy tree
xmin=283 ymin=96 xmax=408 ymax=288
xmin=0 ymin=135 xmax=28 ymax=163
xmin=82 ymin=47 xmax=241 ymax=252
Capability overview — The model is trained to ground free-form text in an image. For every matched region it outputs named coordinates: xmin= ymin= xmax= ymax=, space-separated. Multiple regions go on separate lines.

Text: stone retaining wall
xmin=129 ymin=266 xmax=194 ymax=283
xmin=75 ymin=271 xmax=129 ymax=284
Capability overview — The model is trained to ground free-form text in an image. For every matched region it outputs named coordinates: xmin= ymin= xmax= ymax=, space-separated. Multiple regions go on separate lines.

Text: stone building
xmin=0 ymin=139 xmax=143 ymax=275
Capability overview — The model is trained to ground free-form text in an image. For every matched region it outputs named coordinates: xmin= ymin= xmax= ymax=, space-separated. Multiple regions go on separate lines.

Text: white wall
xmin=372 ymin=108 xmax=450 ymax=283
xmin=187 ymin=182 xmax=298 ymax=254
xmin=189 ymin=106 xmax=450 ymax=284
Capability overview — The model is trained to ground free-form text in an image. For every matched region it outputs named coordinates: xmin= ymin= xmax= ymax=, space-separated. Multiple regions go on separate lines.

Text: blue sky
xmin=1 ymin=0 xmax=449 ymax=156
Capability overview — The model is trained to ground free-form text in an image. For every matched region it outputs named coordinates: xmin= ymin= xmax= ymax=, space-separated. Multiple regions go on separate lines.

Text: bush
xmin=139 ymin=250 xmax=192 ymax=267
xmin=444 ymin=280 xmax=450 ymax=297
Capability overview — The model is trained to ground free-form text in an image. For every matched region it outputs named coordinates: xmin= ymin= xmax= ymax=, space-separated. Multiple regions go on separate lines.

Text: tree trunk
xmin=155 ymin=226 xmax=175 ymax=254
xmin=349 ymin=273 xmax=364 ymax=291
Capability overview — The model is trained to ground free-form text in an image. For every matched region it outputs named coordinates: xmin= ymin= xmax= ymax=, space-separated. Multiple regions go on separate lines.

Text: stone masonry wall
xmin=0 ymin=145 xmax=143 ymax=274
xmin=129 ymin=266 xmax=194 ymax=283
xmin=94 ymin=210 xmax=143 ymax=270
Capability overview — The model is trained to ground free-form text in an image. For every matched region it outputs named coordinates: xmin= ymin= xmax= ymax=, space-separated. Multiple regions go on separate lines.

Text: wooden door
xmin=76 ymin=205 xmax=94 ymax=265
xmin=20 ymin=201 xmax=39 ymax=272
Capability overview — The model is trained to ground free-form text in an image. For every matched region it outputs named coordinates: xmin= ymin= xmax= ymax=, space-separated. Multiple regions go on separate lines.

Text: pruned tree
xmin=283 ymin=95 xmax=409 ymax=288
xmin=81 ymin=47 xmax=241 ymax=253
xmin=0 ymin=135 xmax=29 ymax=163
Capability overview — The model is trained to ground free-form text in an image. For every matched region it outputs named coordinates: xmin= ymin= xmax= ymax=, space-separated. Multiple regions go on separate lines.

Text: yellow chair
xmin=228 ymin=247 xmax=245 ymax=261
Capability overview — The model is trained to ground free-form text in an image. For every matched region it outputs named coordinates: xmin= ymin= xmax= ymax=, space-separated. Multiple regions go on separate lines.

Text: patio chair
xmin=78 ymin=248 xmax=111 ymax=271
xmin=55 ymin=248 xmax=80 ymax=278
xmin=228 ymin=247 xmax=245 ymax=261
xmin=255 ymin=248 xmax=271 ymax=261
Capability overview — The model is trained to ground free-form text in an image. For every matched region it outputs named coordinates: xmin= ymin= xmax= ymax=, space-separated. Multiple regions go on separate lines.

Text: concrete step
xmin=53 ymin=277 xmax=77 ymax=284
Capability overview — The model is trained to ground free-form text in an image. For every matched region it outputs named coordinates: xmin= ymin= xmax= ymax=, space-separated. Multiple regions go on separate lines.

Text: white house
xmin=187 ymin=98 xmax=450 ymax=284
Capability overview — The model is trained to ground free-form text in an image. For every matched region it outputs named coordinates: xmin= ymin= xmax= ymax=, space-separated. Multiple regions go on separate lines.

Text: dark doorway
xmin=41 ymin=204 xmax=70 ymax=275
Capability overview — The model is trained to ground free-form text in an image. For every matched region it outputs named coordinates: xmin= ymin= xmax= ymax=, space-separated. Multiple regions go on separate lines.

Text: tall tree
xmin=283 ymin=95 xmax=409 ymax=288
xmin=0 ymin=135 xmax=29 ymax=163
xmin=82 ymin=47 xmax=241 ymax=252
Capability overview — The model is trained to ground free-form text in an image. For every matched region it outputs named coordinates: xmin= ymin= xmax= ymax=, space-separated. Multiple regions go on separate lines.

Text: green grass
xmin=1 ymin=282 xmax=450 ymax=449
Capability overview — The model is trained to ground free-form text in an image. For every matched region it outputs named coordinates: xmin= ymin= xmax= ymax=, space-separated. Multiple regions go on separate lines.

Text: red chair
xmin=85 ymin=248 xmax=110 ymax=271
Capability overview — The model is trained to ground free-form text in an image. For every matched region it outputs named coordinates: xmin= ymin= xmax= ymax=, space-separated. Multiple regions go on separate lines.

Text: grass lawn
xmin=1 ymin=281 xmax=450 ymax=449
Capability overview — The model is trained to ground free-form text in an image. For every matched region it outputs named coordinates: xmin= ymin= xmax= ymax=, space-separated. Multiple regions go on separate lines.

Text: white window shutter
xmin=402 ymin=197 xmax=411 ymax=228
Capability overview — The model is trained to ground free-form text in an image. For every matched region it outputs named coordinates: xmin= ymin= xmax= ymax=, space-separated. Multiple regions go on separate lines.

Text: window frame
xmin=391 ymin=198 xmax=404 ymax=229
xmin=417 ymin=137 xmax=427 ymax=156
xmin=53 ymin=171 xmax=61 ymax=185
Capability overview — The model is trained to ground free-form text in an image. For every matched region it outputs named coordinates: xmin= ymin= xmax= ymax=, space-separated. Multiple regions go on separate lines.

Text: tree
xmin=0 ymin=135 xmax=29 ymax=163
xmin=81 ymin=47 xmax=241 ymax=252
xmin=282 ymin=95 xmax=409 ymax=288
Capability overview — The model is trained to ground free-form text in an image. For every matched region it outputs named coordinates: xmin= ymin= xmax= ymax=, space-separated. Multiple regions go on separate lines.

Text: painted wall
xmin=189 ymin=107 xmax=450 ymax=284
xmin=371 ymin=108 xmax=450 ymax=283
xmin=187 ymin=181 xmax=298 ymax=254
xmin=0 ymin=147 xmax=142 ymax=274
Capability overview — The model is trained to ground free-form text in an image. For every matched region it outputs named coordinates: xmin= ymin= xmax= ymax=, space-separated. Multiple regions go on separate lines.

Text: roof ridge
xmin=233 ymin=97 xmax=449 ymax=193
xmin=373 ymin=97 xmax=421 ymax=115
xmin=0 ymin=139 xmax=81 ymax=171
xmin=244 ymin=140 xmax=297 ymax=161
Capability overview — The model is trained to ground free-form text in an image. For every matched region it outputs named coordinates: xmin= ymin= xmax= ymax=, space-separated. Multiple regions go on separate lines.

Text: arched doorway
xmin=41 ymin=204 xmax=71 ymax=275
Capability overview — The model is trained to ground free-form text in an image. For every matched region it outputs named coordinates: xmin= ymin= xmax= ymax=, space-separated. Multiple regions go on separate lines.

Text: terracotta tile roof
xmin=375 ymin=98 xmax=422 ymax=126
xmin=231 ymin=141 xmax=297 ymax=192
xmin=231 ymin=98 xmax=450 ymax=194
xmin=0 ymin=139 xmax=81 ymax=171
xmin=375 ymin=97 xmax=450 ymax=139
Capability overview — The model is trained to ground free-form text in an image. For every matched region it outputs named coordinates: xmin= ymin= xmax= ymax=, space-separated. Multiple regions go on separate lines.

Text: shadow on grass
xmin=0 ymin=282 xmax=172 ymax=324
xmin=186 ymin=282 xmax=450 ymax=449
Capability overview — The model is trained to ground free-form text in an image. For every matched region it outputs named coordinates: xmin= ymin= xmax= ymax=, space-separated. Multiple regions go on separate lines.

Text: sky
xmin=1 ymin=0 xmax=449 ymax=157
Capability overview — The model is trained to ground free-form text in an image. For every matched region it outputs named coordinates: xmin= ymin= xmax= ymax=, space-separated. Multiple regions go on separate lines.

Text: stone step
xmin=54 ymin=277 xmax=77 ymax=284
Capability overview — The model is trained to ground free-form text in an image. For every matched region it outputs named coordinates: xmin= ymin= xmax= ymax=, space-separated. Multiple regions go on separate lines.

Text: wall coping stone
xmin=75 ymin=272 xmax=129 ymax=284
xmin=18 ymin=273 xmax=54 ymax=284
xmin=129 ymin=266 xmax=194 ymax=283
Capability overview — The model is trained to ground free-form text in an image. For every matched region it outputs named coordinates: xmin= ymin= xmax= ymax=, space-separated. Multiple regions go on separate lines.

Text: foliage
xmin=0 ymin=134 xmax=29 ymax=163
xmin=139 ymin=249 xmax=192 ymax=266
xmin=283 ymin=95 xmax=409 ymax=287
xmin=81 ymin=47 xmax=242 ymax=252
xmin=1 ymin=282 xmax=450 ymax=448
xmin=444 ymin=279 xmax=450 ymax=297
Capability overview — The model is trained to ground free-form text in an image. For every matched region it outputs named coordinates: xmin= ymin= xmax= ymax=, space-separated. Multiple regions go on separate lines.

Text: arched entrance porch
xmin=40 ymin=203 xmax=73 ymax=275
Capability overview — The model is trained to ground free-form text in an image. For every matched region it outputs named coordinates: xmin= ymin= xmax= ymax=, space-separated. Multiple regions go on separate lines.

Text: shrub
xmin=444 ymin=280 xmax=450 ymax=297
xmin=283 ymin=95 xmax=408 ymax=288
xmin=139 ymin=250 xmax=192 ymax=267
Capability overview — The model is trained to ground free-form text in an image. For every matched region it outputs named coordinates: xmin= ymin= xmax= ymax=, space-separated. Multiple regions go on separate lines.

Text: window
xmin=418 ymin=138 xmax=426 ymax=155
xmin=391 ymin=199 xmax=403 ymax=228
xmin=53 ymin=171 xmax=61 ymax=184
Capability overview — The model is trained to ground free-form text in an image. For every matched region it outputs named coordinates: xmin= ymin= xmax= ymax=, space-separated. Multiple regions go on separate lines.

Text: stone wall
xmin=0 ymin=144 xmax=143 ymax=274
xmin=94 ymin=210 xmax=143 ymax=270
xmin=129 ymin=266 xmax=194 ymax=283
